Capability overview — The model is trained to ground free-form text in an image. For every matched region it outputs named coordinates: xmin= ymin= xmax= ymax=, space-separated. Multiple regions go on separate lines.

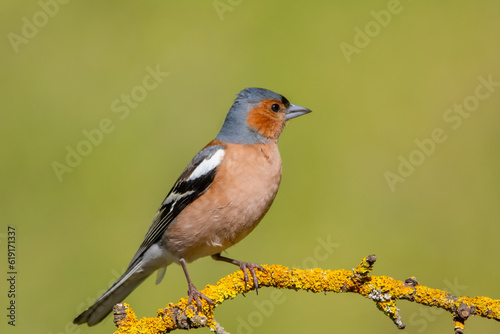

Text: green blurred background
xmin=2 ymin=1 xmax=500 ymax=333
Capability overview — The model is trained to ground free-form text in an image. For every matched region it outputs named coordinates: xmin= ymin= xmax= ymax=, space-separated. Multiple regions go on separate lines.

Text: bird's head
xmin=216 ymin=87 xmax=311 ymax=144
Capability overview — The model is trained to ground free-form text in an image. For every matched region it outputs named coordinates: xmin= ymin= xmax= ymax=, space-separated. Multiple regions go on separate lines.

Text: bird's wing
xmin=127 ymin=142 xmax=226 ymax=268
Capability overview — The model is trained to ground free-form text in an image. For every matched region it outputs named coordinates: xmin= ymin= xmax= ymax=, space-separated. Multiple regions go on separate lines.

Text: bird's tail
xmin=73 ymin=262 xmax=150 ymax=326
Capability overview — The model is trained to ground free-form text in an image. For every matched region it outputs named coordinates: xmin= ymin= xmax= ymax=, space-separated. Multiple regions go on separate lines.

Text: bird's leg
xmin=179 ymin=258 xmax=214 ymax=310
xmin=211 ymin=253 xmax=265 ymax=294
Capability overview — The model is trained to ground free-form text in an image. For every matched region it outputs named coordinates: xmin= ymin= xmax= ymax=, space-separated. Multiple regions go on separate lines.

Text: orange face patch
xmin=246 ymin=100 xmax=286 ymax=140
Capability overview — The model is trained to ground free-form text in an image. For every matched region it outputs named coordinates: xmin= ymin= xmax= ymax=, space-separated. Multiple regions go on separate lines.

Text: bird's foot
xmin=211 ymin=253 xmax=266 ymax=293
xmin=187 ymin=282 xmax=214 ymax=311
xmin=236 ymin=261 xmax=265 ymax=294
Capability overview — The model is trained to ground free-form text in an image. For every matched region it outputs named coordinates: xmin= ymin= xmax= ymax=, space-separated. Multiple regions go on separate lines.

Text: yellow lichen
xmin=114 ymin=256 xmax=500 ymax=334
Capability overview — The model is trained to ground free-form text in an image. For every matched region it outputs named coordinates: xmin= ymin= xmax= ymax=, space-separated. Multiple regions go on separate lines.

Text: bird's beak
xmin=285 ymin=104 xmax=312 ymax=120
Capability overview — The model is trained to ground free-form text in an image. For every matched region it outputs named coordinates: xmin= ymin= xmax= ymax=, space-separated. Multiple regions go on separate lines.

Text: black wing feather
xmin=127 ymin=144 xmax=225 ymax=268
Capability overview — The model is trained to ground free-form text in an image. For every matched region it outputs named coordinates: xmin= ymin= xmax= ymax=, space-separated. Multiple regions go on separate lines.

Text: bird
xmin=73 ymin=87 xmax=311 ymax=326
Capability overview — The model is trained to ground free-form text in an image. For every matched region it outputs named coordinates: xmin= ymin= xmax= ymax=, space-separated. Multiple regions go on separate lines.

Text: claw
xmin=187 ymin=282 xmax=214 ymax=311
xmin=238 ymin=262 xmax=265 ymax=294
xmin=211 ymin=253 xmax=265 ymax=293
xmin=179 ymin=257 xmax=214 ymax=311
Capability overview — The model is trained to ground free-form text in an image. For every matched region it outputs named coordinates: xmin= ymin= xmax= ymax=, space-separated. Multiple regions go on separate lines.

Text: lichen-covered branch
xmin=113 ymin=255 xmax=499 ymax=334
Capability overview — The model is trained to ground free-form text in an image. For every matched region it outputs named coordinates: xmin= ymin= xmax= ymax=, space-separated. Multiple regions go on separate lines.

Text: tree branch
xmin=113 ymin=255 xmax=499 ymax=334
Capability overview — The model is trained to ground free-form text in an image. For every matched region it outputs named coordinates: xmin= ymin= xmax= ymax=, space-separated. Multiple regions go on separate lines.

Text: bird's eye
xmin=270 ymin=103 xmax=280 ymax=112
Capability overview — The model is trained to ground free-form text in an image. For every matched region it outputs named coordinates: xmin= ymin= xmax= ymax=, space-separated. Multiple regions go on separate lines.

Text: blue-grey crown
xmin=216 ymin=88 xmax=288 ymax=145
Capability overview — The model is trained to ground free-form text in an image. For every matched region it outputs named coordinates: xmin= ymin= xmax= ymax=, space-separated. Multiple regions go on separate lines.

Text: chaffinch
xmin=74 ymin=87 xmax=311 ymax=326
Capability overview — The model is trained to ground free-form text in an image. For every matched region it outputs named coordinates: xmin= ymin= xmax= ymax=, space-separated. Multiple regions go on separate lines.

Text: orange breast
xmin=164 ymin=141 xmax=282 ymax=262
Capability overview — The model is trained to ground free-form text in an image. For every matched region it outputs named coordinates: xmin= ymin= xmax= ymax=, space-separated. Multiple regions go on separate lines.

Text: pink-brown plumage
xmin=165 ymin=141 xmax=282 ymax=262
